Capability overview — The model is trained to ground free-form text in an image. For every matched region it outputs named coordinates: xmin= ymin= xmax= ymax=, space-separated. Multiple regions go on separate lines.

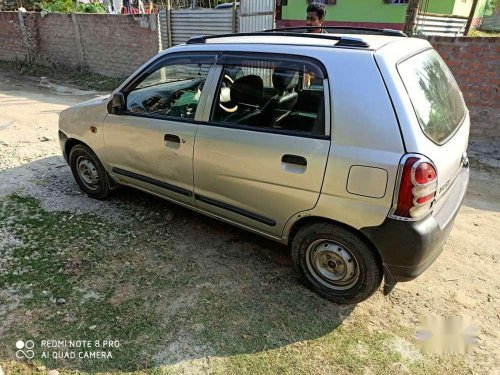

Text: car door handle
xmin=164 ymin=134 xmax=180 ymax=143
xmin=282 ymin=154 xmax=307 ymax=167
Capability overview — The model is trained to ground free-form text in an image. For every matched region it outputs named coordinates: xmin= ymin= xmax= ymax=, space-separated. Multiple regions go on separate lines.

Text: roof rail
xmin=186 ymin=32 xmax=370 ymax=48
xmin=265 ymin=26 xmax=407 ymax=37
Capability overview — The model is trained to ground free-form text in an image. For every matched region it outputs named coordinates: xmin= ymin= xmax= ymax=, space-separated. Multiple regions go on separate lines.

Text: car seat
xmin=259 ymin=66 xmax=299 ymax=129
xmin=225 ymin=75 xmax=264 ymax=125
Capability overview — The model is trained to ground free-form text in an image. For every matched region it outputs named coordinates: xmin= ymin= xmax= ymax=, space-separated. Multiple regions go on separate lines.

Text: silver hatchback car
xmin=59 ymin=28 xmax=470 ymax=304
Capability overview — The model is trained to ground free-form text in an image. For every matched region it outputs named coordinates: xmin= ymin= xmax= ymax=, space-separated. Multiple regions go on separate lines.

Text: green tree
xmin=485 ymin=0 xmax=499 ymax=15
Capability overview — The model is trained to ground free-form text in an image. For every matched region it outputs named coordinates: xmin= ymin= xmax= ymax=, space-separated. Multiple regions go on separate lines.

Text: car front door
xmin=102 ymin=53 xmax=217 ymax=206
xmin=193 ymin=53 xmax=331 ymax=237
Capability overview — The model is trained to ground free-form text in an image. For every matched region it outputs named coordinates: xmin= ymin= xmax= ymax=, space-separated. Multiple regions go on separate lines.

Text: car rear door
xmin=193 ymin=53 xmax=331 ymax=237
xmin=376 ymin=43 xmax=470 ymax=215
xmin=400 ymin=49 xmax=469 ymax=211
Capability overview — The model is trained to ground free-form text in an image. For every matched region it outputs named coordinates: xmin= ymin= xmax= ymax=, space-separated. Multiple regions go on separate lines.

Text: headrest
xmin=230 ymin=75 xmax=264 ymax=105
xmin=273 ymin=66 xmax=299 ymax=93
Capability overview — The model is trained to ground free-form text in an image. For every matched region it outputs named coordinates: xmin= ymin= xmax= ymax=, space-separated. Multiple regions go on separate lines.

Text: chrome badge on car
xmin=439 ymin=179 xmax=451 ymax=195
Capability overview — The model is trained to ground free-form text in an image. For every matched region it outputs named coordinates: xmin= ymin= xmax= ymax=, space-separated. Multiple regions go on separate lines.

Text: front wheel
xmin=69 ymin=144 xmax=113 ymax=200
xmin=292 ymin=222 xmax=382 ymax=304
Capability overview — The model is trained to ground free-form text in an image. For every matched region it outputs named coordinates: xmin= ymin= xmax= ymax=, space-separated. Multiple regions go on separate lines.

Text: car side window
xmin=211 ymin=56 xmax=326 ymax=136
xmin=125 ymin=59 xmax=212 ymax=120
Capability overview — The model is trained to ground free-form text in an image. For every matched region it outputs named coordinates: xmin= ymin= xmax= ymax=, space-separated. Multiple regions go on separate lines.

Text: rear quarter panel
xmin=283 ymin=48 xmax=405 ymax=238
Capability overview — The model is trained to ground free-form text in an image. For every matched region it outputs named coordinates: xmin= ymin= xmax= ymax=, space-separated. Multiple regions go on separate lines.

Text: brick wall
xmin=429 ymin=36 xmax=500 ymax=139
xmin=75 ymin=14 xmax=160 ymax=77
xmin=0 ymin=11 xmax=37 ymax=62
xmin=0 ymin=11 xmax=159 ymax=77
xmin=38 ymin=13 xmax=77 ymax=68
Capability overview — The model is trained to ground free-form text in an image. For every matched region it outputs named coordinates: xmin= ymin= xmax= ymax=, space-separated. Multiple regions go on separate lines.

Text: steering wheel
xmin=219 ymin=75 xmax=238 ymax=113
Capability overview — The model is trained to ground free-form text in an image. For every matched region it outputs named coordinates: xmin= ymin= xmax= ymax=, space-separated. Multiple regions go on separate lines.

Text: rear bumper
xmin=361 ymin=166 xmax=469 ymax=282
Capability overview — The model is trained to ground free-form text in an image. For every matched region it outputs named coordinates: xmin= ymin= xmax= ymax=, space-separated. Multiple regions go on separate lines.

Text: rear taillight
xmin=391 ymin=155 xmax=438 ymax=220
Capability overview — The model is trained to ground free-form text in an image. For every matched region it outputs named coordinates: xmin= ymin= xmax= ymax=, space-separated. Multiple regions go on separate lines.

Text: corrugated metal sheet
xmin=415 ymin=14 xmax=467 ymax=36
xmin=240 ymin=0 xmax=275 ymax=33
xmin=158 ymin=1 xmax=275 ymax=49
xmin=158 ymin=10 xmax=169 ymax=49
xmin=480 ymin=15 xmax=500 ymax=32
xmin=159 ymin=8 xmax=238 ymax=48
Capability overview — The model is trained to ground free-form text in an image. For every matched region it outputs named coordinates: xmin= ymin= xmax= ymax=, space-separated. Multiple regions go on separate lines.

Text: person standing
xmin=306 ymin=2 xmax=328 ymax=33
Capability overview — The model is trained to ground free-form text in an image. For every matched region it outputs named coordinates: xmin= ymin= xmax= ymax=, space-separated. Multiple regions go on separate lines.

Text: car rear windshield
xmin=398 ymin=49 xmax=466 ymax=144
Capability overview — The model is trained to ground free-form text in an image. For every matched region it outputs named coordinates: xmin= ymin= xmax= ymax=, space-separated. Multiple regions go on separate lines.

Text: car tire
xmin=292 ymin=222 xmax=382 ymax=304
xmin=69 ymin=144 xmax=113 ymax=200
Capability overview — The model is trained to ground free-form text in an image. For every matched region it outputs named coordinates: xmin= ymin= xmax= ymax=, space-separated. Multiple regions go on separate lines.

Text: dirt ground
xmin=0 ymin=69 xmax=499 ymax=375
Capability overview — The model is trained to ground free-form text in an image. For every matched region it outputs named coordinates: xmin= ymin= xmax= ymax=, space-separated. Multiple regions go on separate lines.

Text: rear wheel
xmin=292 ymin=222 xmax=382 ymax=304
xmin=69 ymin=144 xmax=113 ymax=199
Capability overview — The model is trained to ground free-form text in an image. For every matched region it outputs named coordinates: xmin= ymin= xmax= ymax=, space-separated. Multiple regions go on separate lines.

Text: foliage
xmin=39 ymin=0 xmax=107 ymax=13
xmin=39 ymin=0 xmax=73 ymax=12
xmin=469 ymin=29 xmax=500 ymax=36
xmin=76 ymin=1 xmax=107 ymax=13
xmin=484 ymin=0 xmax=499 ymax=15
xmin=9 ymin=0 xmax=236 ymax=12
xmin=2 ymin=0 xmax=40 ymax=11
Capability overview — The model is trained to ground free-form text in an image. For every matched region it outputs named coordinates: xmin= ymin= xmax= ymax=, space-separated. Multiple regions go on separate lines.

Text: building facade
xmin=277 ymin=0 xmax=488 ymax=30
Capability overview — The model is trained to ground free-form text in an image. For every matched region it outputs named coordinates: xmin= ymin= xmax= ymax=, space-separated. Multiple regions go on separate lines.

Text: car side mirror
xmin=111 ymin=93 xmax=125 ymax=114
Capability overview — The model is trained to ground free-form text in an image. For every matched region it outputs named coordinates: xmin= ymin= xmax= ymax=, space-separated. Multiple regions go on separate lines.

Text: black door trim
xmin=112 ymin=168 xmax=192 ymax=197
xmin=194 ymin=194 xmax=276 ymax=227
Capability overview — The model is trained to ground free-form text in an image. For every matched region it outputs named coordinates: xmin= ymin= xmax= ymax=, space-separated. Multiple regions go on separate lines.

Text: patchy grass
xmin=468 ymin=29 xmax=500 ymax=37
xmin=0 ymin=61 xmax=124 ymax=92
xmin=0 ymin=194 xmax=483 ymax=374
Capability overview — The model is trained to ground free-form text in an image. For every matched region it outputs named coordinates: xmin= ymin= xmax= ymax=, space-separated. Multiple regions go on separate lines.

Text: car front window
xmin=125 ymin=59 xmax=213 ymax=120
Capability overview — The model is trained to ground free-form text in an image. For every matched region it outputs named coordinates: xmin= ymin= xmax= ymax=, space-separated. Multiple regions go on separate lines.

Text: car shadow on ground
xmin=0 ymin=156 xmax=356 ymax=372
